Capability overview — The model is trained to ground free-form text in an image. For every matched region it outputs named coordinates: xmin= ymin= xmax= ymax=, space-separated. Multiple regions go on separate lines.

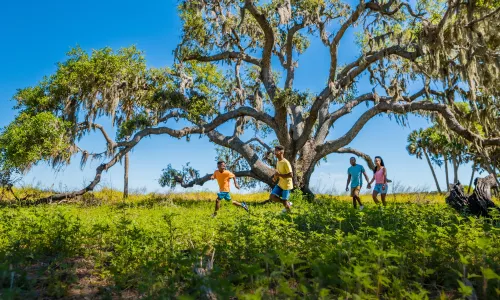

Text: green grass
xmin=0 ymin=191 xmax=499 ymax=299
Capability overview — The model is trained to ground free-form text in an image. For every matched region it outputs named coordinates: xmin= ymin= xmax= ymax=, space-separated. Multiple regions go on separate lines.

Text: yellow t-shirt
xmin=276 ymin=159 xmax=293 ymax=190
xmin=213 ymin=170 xmax=235 ymax=192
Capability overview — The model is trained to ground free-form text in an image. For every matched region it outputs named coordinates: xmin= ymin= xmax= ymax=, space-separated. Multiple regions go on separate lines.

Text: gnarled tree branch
xmin=335 ymin=147 xmax=376 ymax=170
xmin=116 ymin=106 xmax=276 ymax=148
xmin=300 ymin=44 xmax=422 ymax=152
xmin=245 ymin=0 xmax=275 ymax=97
xmin=314 ymin=92 xmax=382 ymax=145
xmin=174 ymin=170 xmax=259 ymax=189
xmin=329 ymin=1 xmax=366 ymax=80
xmin=184 ymin=51 xmax=261 ymax=66
xmin=207 ymin=130 xmax=274 ymax=186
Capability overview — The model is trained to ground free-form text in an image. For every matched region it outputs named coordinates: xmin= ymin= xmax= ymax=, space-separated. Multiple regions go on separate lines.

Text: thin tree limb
xmin=245 ymin=137 xmax=272 ymax=151
xmin=466 ymin=7 xmax=500 ymax=27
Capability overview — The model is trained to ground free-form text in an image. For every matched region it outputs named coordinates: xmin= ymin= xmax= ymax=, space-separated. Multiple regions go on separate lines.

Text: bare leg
xmin=255 ymin=197 xmax=272 ymax=206
xmin=282 ymin=200 xmax=291 ymax=212
xmin=372 ymin=191 xmax=380 ymax=204
xmin=355 ymin=195 xmax=363 ymax=206
xmin=270 ymin=194 xmax=282 ymax=203
xmin=270 ymin=194 xmax=291 ymax=212
xmin=213 ymin=198 xmax=221 ymax=216
xmin=381 ymin=193 xmax=387 ymax=206
xmin=258 ymin=192 xmax=279 ymax=205
xmin=352 ymin=188 xmax=362 ymax=208
xmin=232 ymin=201 xmax=249 ymax=212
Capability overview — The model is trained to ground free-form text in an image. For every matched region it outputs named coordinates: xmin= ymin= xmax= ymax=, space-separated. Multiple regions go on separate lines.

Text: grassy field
xmin=0 ymin=189 xmax=499 ymax=299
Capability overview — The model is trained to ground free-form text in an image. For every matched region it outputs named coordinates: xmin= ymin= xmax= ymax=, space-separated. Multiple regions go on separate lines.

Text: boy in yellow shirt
xmin=262 ymin=145 xmax=293 ymax=213
xmin=211 ymin=161 xmax=249 ymax=217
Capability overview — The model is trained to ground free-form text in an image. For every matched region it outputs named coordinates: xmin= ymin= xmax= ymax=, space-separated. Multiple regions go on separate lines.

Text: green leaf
xmin=482 ymin=268 xmax=500 ymax=280
xmin=457 ymin=280 xmax=473 ymax=297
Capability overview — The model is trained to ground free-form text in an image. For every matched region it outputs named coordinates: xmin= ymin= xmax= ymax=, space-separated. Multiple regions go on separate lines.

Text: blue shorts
xmin=374 ymin=184 xmax=388 ymax=194
xmin=271 ymin=185 xmax=291 ymax=201
xmin=217 ymin=192 xmax=231 ymax=201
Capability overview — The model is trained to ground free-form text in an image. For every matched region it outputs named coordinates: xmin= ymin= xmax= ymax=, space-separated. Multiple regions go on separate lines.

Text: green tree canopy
xmin=1 ymin=0 xmax=499 ymax=201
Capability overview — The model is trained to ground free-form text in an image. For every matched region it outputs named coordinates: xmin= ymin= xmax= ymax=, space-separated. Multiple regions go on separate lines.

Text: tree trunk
xmin=423 ymin=149 xmax=442 ymax=193
xmin=444 ymin=154 xmax=450 ymax=191
xmin=452 ymin=156 xmax=459 ymax=184
xmin=491 ymin=165 xmax=500 ymax=187
xmin=124 ymin=152 xmax=129 ymax=199
xmin=446 ymin=174 xmax=499 ymax=217
xmin=483 ymin=164 xmax=500 ymax=186
xmin=468 ymin=164 xmax=476 ymax=194
xmin=298 ymin=162 xmax=316 ymax=202
xmin=291 ymin=149 xmax=317 ymax=201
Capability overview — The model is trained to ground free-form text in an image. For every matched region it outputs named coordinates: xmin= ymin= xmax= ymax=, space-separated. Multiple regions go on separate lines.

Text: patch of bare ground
xmin=19 ymin=257 xmax=139 ymax=299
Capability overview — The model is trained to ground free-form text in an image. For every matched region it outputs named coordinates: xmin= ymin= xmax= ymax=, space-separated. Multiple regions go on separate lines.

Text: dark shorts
xmin=217 ymin=192 xmax=231 ymax=201
xmin=271 ymin=185 xmax=291 ymax=201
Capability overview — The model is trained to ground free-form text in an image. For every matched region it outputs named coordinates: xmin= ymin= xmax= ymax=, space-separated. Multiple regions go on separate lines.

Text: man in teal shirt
xmin=346 ymin=157 xmax=371 ymax=210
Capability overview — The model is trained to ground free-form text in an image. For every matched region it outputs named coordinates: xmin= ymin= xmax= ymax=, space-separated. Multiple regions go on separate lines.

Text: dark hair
xmin=350 ymin=157 xmax=356 ymax=160
xmin=373 ymin=156 xmax=385 ymax=173
xmin=275 ymin=145 xmax=285 ymax=151
xmin=217 ymin=161 xmax=225 ymax=165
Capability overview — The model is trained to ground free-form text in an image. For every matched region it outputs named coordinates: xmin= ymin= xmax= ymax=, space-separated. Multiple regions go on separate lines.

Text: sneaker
xmin=211 ymin=213 xmax=217 ymax=218
xmin=281 ymin=208 xmax=288 ymax=214
xmin=359 ymin=205 xmax=364 ymax=211
xmin=288 ymin=201 xmax=293 ymax=207
xmin=241 ymin=202 xmax=249 ymax=212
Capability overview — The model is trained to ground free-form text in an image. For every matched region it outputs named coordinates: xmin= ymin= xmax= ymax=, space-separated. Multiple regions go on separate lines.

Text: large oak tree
xmin=1 ymin=0 xmax=498 ymax=202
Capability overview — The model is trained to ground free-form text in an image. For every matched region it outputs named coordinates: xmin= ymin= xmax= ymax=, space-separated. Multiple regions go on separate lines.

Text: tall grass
xmin=1 ymin=182 xmax=497 ymax=205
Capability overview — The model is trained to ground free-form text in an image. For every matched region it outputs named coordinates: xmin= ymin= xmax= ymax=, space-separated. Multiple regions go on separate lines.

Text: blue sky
xmin=0 ymin=0 xmax=473 ymax=195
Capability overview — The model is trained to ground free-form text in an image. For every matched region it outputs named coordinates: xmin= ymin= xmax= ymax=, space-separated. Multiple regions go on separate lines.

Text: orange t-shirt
xmin=213 ymin=170 xmax=235 ymax=192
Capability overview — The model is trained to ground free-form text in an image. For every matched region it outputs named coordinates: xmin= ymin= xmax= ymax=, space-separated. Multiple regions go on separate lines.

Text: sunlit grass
xmin=1 ymin=185 xmax=498 ymax=205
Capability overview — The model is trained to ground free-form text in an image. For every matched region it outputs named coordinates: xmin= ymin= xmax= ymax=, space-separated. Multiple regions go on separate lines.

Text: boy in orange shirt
xmin=211 ymin=161 xmax=249 ymax=217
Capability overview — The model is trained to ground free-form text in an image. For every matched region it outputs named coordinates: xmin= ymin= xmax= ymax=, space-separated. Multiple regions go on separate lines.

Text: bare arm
xmin=233 ymin=177 xmax=240 ymax=189
xmin=382 ymin=168 xmax=387 ymax=190
xmin=275 ymin=172 xmax=293 ymax=179
xmin=275 ymin=162 xmax=293 ymax=179
xmin=369 ymin=174 xmax=375 ymax=185
xmin=363 ymin=172 xmax=372 ymax=188
xmin=346 ymin=174 xmax=351 ymax=191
